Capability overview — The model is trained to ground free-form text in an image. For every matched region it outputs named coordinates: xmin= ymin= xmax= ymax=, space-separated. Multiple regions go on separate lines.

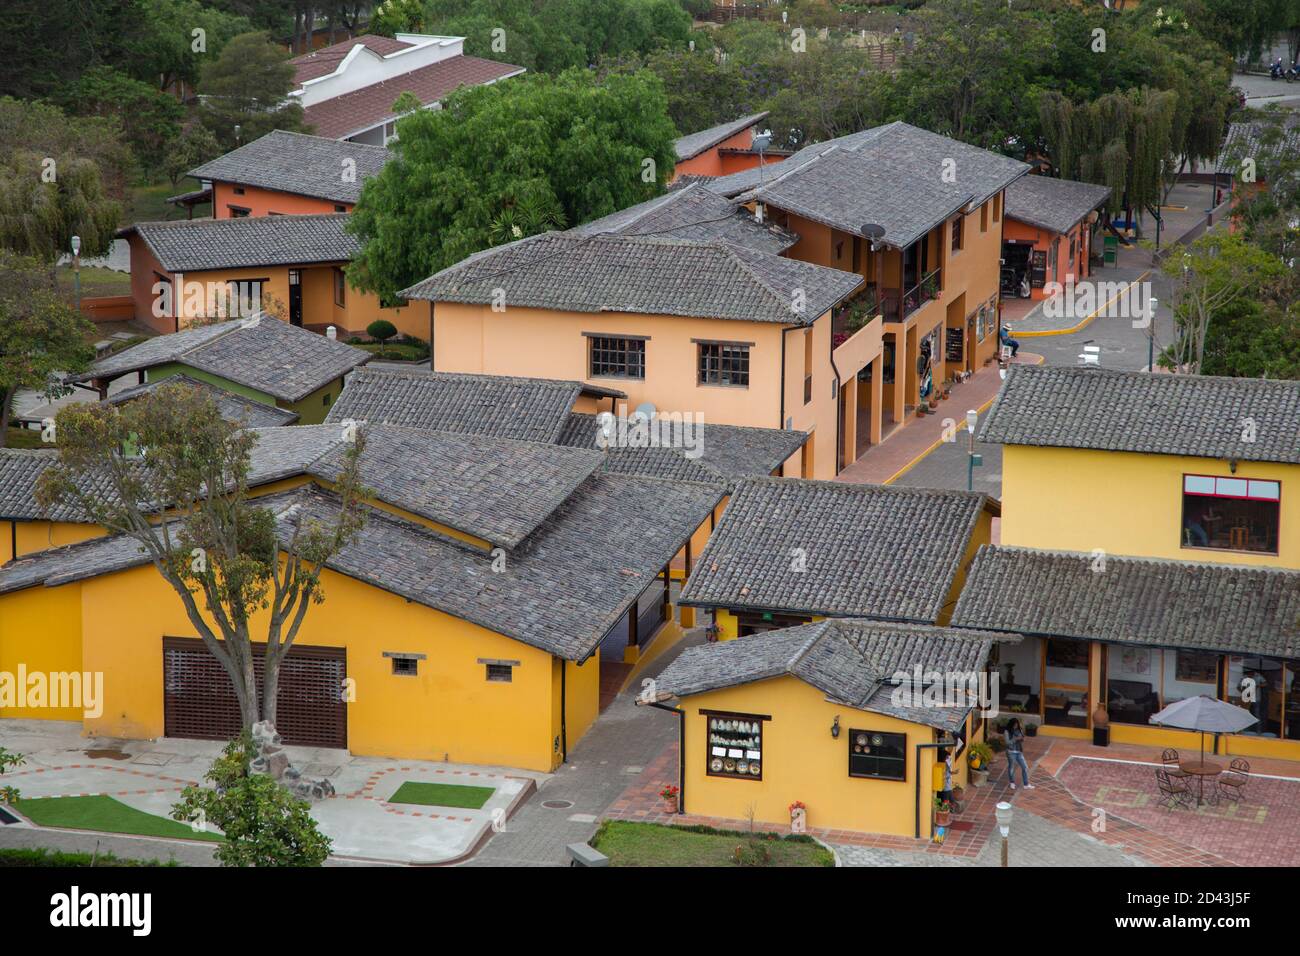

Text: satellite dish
xmin=753 ymin=130 xmax=773 ymax=153
xmin=633 ymin=402 xmax=657 ymax=422
xmin=860 ymin=223 xmax=885 ymax=240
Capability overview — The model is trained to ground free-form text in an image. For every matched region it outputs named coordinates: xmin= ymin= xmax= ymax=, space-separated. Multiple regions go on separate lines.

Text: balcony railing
xmin=875 ymin=268 xmax=943 ymax=323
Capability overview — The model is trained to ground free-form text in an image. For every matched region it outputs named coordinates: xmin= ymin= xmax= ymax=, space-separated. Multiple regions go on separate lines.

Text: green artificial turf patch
xmin=15 ymin=795 xmax=223 ymax=842
xmin=388 ymin=781 xmax=495 ymax=809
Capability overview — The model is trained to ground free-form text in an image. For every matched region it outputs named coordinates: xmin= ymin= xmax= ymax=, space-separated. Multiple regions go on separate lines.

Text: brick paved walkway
xmin=605 ymin=733 xmax=1299 ymax=866
xmin=835 ymin=352 xmax=1042 ymax=486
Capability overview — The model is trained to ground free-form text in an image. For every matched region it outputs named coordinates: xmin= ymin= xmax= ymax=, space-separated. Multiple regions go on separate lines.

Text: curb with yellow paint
xmin=1015 ymin=270 xmax=1152 ymax=338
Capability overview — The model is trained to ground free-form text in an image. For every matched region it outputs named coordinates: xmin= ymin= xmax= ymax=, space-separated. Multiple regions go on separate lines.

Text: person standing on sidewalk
xmin=1005 ymin=718 xmax=1034 ymax=790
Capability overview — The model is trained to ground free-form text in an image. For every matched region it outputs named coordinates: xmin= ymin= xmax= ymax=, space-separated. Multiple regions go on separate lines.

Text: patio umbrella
xmin=1149 ymin=695 xmax=1258 ymax=765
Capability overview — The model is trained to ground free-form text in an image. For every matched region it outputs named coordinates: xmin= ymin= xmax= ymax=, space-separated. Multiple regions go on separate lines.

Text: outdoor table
xmin=1179 ymin=759 xmax=1222 ymax=806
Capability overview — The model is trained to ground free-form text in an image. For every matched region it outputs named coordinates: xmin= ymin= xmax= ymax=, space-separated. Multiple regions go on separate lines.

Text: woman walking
xmin=1005 ymin=718 xmax=1034 ymax=790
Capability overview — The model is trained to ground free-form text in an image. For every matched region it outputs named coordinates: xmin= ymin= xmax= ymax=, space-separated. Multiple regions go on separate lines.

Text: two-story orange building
xmin=400 ymin=208 xmax=865 ymax=480
xmin=703 ymin=122 xmax=1030 ymax=457
xmin=188 ymin=130 xmax=390 ymax=219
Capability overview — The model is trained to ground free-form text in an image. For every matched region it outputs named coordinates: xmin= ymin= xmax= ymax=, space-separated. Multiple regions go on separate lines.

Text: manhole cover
xmin=542 ymin=800 xmax=575 ymax=809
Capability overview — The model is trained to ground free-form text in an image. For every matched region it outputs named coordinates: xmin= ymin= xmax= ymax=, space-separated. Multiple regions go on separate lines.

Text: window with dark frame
xmin=486 ymin=663 xmax=513 ymax=682
xmin=951 ymin=215 xmax=964 ymax=252
xmin=848 ymin=729 xmax=906 ymax=780
xmin=391 ymin=656 xmax=418 ymax=676
xmin=698 ymin=342 xmax=750 ymax=387
xmin=1181 ymin=474 xmax=1280 ymax=553
xmin=706 ymin=713 xmax=763 ymax=780
xmin=334 ymin=267 xmax=347 ymax=307
xmin=228 ymin=206 xmax=250 ymax=218
xmin=589 ymin=335 xmax=645 ymax=379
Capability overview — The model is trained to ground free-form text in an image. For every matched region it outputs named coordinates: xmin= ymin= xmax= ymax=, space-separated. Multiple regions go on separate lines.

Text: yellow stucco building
xmin=648 ymin=618 xmax=1010 ymax=839
xmin=0 ymin=420 xmax=722 ymax=772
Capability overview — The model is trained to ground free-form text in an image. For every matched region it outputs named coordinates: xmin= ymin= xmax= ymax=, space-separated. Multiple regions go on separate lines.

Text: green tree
xmin=198 ymin=31 xmax=308 ymax=149
xmin=0 ymin=253 xmax=95 ymax=446
xmin=1199 ymin=297 xmax=1300 ymax=379
xmin=348 ymin=68 xmax=677 ymax=298
xmin=1160 ymin=231 xmax=1289 ymax=374
xmin=371 ymin=0 xmax=426 ymax=34
xmin=124 ymin=0 xmax=254 ymax=94
xmin=163 ymin=123 xmax=223 ymax=188
xmin=35 ymin=383 xmax=369 ymax=730
xmin=0 ymin=747 xmax=23 ymax=805
xmin=0 ymin=96 xmax=134 ymax=200
xmin=58 ymin=66 xmax=185 ymax=170
xmin=172 ymin=735 xmax=332 ymax=866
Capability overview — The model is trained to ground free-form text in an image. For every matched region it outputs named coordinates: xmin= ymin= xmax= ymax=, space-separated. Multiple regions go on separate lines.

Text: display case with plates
xmin=706 ymin=714 xmax=762 ymax=779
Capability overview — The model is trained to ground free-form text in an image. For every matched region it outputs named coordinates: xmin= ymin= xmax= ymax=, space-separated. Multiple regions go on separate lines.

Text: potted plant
xmin=933 ymin=794 xmax=952 ymax=827
xmin=788 ymin=800 xmax=807 ymax=833
xmin=967 ymin=742 xmax=993 ymax=786
xmin=951 ymin=783 xmax=965 ymax=805
xmin=659 ymin=784 xmax=679 ymax=813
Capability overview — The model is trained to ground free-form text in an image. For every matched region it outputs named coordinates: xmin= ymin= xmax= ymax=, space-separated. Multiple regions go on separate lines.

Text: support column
xmin=870 ymin=354 xmax=884 ymax=445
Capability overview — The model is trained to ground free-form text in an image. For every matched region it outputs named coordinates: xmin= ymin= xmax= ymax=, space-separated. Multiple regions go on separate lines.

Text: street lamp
xmin=966 ymin=408 xmax=982 ymax=492
xmin=70 ymin=235 xmax=82 ymax=312
xmin=995 ymin=800 xmax=1013 ymax=867
xmin=1147 ymin=296 xmax=1158 ymax=372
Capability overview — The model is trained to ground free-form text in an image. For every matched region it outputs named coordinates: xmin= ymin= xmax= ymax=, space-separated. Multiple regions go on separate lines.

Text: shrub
xmin=0 ymin=848 xmax=177 ymax=867
xmin=366 ymin=319 xmax=397 ymax=343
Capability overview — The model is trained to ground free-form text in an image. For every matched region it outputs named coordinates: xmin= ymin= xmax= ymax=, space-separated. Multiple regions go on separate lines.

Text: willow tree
xmin=36 ymin=384 xmax=370 ymax=731
xmin=1039 ymin=87 xmax=1176 ymax=224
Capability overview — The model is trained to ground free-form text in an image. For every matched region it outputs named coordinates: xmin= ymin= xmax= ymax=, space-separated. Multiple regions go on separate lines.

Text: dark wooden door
xmin=288 ymin=269 xmax=303 ymax=326
xmin=162 ymin=637 xmax=346 ymax=749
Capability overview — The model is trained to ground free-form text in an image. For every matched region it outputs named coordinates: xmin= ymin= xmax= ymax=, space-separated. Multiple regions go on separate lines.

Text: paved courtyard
xmin=0 ymin=719 xmax=543 ymax=865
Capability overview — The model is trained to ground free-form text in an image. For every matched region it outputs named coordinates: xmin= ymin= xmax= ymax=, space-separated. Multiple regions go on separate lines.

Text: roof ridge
xmin=715 ymin=242 xmax=803 ymax=317
xmin=982 ymin=543 xmax=1300 ymax=577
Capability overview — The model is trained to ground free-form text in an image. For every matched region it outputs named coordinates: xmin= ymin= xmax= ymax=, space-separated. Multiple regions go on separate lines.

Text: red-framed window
xmin=1181 ymin=474 xmax=1280 ymax=554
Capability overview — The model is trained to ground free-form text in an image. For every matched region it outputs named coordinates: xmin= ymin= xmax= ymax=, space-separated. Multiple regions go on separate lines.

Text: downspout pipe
xmin=647 ymin=701 xmax=686 ymax=814
xmin=560 ymin=659 xmax=568 ymax=764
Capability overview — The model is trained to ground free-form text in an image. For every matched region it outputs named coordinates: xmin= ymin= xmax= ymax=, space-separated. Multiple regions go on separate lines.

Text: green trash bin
xmin=1103 ymin=235 xmax=1118 ymax=266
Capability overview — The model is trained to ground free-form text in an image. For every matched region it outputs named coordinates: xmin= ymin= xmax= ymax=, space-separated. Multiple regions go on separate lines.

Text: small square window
xmin=486 ymin=663 xmax=513 ymax=682
xmin=323 ymin=392 xmax=331 ymax=407
xmin=392 ymin=657 xmax=418 ymax=676
xmin=232 ymin=186 xmax=246 ymax=195
xmin=334 ymin=204 xmax=346 ymax=213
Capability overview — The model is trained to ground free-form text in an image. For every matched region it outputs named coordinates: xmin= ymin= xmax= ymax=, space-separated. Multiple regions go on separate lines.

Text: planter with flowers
xmin=659 ymin=784 xmax=679 ymax=813
xmin=933 ymin=795 xmax=952 ymax=827
xmin=967 ymin=742 xmax=993 ymax=786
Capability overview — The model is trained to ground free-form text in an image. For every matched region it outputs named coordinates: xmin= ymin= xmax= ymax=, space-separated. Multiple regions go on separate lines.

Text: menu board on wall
xmin=945 ymin=327 xmax=964 ymax=364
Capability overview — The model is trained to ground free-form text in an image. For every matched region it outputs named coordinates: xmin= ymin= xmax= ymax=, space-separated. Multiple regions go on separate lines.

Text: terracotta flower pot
xmin=935 ymin=810 xmax=951 ymax=827
xmin=663 ymin=796 xmax=678 ymax=813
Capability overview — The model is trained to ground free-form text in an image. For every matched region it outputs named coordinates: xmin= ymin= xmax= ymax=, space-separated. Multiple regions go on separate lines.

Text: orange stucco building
xmin=401 ymin=219 xmax=864 ymax=481
xmin=672 ymin=111 xmax=789 ymax=181
xmin=118 ymin=215 xmax=423 ymax=340
xmin=1001 ymin=174 xmax=1111 ymax=301
xmin=187 ymin=130 xmax=391 ymax=220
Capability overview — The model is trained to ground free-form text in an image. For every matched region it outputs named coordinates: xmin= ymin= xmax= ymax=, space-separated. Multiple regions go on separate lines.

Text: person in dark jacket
xmin=1005 ymin=718 xmax=1034 ymax=790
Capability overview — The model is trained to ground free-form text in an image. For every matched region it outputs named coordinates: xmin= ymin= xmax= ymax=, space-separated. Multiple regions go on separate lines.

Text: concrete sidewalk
xmin=0 ymin=719 xmax=546 ymax=865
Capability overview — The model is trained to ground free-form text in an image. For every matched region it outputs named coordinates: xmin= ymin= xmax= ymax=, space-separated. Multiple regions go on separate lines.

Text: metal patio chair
xmin=1155 ymin=769 xmax=1194 ymax=811
xmin=1216 ymin=758 xmax=1250 ymax=805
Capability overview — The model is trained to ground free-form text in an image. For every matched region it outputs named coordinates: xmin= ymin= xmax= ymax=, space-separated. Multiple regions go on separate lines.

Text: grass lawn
xmin=590 ymin=821 xmax=835 ymax=867
xmin=55 ymin=265 xmax=132 ymax=300
xmin=388 ymin=782 xmax=495 ymax=809
xmin=4 ymin=427 xmax=49 ymax=449
xmin=15 ymin=795 xmax=223 ymax=843
xmin=125 ymin=180 xmax=204 ymax=223
xmin=354 ymin=342 xmax=430 ymax=361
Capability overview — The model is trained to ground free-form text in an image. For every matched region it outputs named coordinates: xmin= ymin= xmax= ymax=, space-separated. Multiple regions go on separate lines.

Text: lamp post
xmin=995 ymin=800 xmax=1013 ymax=867
xmin=965 ymin=408 xmax=982 ymax=492
xmin=70 ymin=235 xmax=82 ymax=312
xmin=1147 ymin=296 xmax=1158 ymax=372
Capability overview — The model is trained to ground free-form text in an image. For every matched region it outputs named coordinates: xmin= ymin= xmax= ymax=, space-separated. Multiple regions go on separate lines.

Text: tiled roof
xmin=189 ymin=130 xmax=390 ymax=205
xmin=1003 ymin=175 xmax=1111 ymax=235
xmin=303 ymin=55 xmax=523 ymax=139
xmin=572 ymin=183 xmax=798 ymax=255
xmin=72 ymin=317 xmax=371 ymax=403
xmin=952 ymin=545 xmax=1300 ymax=659
xmin=105 ymin=374 xmax=300 ymax=427
xmin=735 ymin=122 xmax=1029 ymax=249
xmin=674 ymin=111 xmax=769 ymax=160
xmin=1215 ymin=115 xmax=1300 ymax=175
xmin=292 ymin=34 xmax=417 ymax=84
xmin=308 ymin=425 xmax=605 ymax=549
xmin=699 ymin=122 xmax=1028 ymax=243
xmin=0 ymin=475 xmax=722 ymax=660
xmin=0 ymin=450 xmax=114 ymax=522
xmin=118 ymin=214 xmax=359 ymax=272
xmin=978 ymin=365 xmax=1300 ymax=465
xmin=655 ymin=618 xmax=1009 ymax=731
xmin=559 ymin=412 xmax=806 ymax=485
xmin=325 ymin=368 xmax=580 ymax=443
xmin=400 ymin=233 xmax=862 ymax=325
xmin=679 ymin=477 xmax=995 ymax=622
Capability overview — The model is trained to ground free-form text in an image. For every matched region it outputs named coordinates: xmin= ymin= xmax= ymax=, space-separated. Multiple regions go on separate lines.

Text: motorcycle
xmin=1271 ymin=60 xmax=1286 ymax=80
